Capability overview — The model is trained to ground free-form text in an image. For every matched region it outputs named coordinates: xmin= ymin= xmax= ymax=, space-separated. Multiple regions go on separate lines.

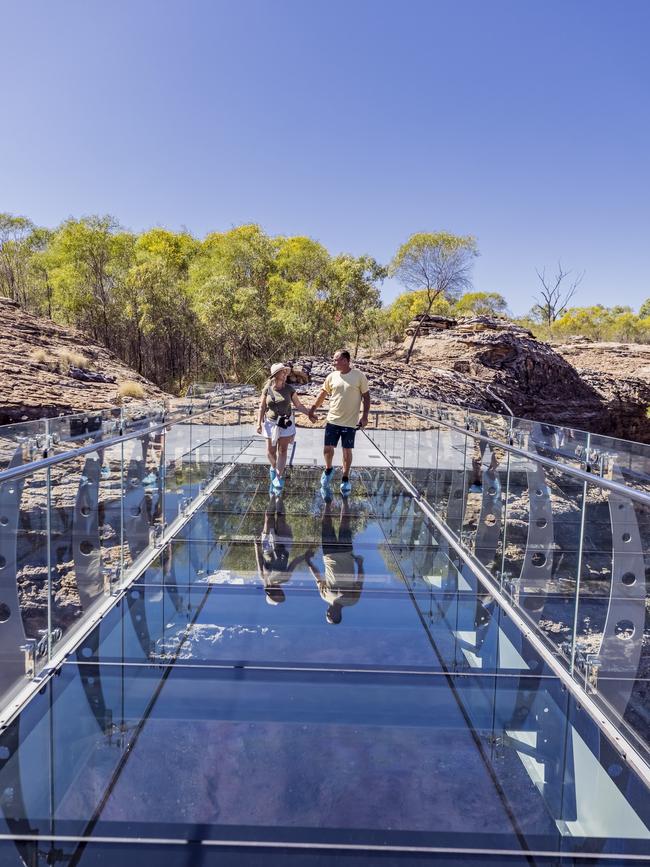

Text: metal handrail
xmin=4 ymin=385 xmax=649 ymax=507
xmin=374 ymin=394 xmax=650 ymax=508
xmin=0 ymin=388 xmax=255 ymax=485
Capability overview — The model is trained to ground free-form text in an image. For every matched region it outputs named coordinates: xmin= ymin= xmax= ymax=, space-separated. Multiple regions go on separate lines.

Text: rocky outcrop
xmin=552 ymin=340 xmax=650 ymax=444
xmin=0 ymin=297 xmax=169 ymax=424
xmin=1 ymin=300 xmax=648 ymax=444
xmin=405 ymin=314 xmax=457 ymax=335
xmin=292 ymin=318 xmax=650 ymax=442
xmin=554 ymin=340 xmax=650 ymax=382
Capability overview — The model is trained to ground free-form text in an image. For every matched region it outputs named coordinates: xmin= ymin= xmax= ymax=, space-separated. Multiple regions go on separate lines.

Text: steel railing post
xmin=498 ymin=416 xmax=514 ymax=590
xmin=45 ymin=419 xmax=53 ymax=660
xmin=570 ymin=432 xmax=591 ymax=675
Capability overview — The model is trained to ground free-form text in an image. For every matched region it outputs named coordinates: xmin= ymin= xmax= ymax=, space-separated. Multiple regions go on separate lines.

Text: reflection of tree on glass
xmin=305 ymin=497 xmax=365 ymax=624
xmin=254 ymin=493 xmax=304 ymax=605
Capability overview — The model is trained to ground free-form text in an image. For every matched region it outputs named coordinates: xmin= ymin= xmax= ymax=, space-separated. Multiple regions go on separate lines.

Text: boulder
xmin=405 ymin=314 xmax=456 ymax=336
xmin=287 ymin=363 xmax=310 ymax=385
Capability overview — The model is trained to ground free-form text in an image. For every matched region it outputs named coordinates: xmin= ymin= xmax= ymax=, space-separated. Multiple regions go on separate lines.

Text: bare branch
xmin=533 ymin=261 xmax=585 ymax=327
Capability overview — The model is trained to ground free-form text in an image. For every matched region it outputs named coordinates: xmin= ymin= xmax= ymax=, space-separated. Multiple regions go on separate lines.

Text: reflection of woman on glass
xmin=254 ymin=494 xmax=305 ymax=605
xmin=256 ymin=363 xmax=311 ymax=493
xmin=305 ymin=496 xmax=365 ymax=624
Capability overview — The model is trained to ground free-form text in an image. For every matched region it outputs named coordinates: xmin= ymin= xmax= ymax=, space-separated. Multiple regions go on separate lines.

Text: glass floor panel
xmin=1 ymin=463 xmax=648 ymax=864
xmin=1 ymin=664 xmax=649 ymax=861
xmin=73 ymin=581 xmax=440 ymax=668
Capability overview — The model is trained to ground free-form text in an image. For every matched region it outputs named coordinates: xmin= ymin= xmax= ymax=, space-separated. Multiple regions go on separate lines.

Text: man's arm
xmin=358 ymin=390 xmax=370 ymax=428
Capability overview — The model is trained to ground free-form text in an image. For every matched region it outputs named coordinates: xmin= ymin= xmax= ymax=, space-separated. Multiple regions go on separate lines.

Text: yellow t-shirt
xmin=322 ymin=369 xmax=370 ymax=428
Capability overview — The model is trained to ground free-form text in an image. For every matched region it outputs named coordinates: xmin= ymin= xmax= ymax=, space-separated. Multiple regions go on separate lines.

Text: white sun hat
xmin=270 ymin=362 xmax=290 ymax=376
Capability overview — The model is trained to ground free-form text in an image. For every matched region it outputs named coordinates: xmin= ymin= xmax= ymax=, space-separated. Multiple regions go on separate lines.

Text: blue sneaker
xmin=269 ymin=467 xmax=277 ymax=482
xmin=320 ymin=469 xmax=333 ymax=487
xmin=340 ymin=480 xmax=352 ymax=496
xmin=142 ymin=472 xmax=158 ymax=492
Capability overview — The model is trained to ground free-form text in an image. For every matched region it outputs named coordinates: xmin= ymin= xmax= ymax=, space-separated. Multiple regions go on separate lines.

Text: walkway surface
xmin=0 ymin=461 xmax=648 ymax=865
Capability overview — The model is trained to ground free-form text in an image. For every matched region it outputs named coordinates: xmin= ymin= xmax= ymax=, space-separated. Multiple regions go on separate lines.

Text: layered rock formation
xmin=552 ymin=340 xmax=650 ymax=444
xmin=1 ymin=299 xmax=648 ymax=443
xmin=0 ymin=297 xmax=168 ymax=424
xmin=292 ymin=317 xmax=650 ymax=442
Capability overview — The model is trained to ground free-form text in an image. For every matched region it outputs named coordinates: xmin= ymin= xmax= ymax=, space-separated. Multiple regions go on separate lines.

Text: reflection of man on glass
xmin=468 ymin=430 xmax=502 ymax=495
xmin=305 ymin=496 xmax=364 ymax=624
xmin=254 ymin=493 xmax=304 ymax=605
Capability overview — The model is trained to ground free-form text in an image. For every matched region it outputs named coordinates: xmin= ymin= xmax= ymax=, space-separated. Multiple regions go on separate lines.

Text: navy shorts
xmin=324 ymin=422 xmax=357 ymax=449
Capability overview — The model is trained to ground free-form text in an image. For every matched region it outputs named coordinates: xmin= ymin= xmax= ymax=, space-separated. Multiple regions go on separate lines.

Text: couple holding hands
xmin=256 ymin=349 xmax=370 ymax=495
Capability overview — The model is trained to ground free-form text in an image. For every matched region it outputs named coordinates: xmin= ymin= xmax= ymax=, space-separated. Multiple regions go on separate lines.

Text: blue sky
xmin=1 ymin=0 xmax=649 ymax=313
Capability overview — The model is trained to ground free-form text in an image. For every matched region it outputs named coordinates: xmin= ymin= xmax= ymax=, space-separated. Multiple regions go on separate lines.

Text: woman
xmin=256 ymin=362 xmax=311 ymax=491
xmin=254 ymin=493 xmax=305 ymax=604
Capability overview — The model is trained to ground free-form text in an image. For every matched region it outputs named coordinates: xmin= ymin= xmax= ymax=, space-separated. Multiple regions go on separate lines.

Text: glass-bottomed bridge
xmin=0 ymin=388 xmax=648 ymax=865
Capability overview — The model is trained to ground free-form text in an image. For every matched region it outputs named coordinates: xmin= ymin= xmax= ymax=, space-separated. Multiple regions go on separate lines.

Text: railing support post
xmin=570 ymin=432 xmax=590 ymax=675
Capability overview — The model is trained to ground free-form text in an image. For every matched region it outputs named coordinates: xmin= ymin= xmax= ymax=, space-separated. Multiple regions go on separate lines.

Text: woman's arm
xmin=291 ymin=391 xmax=312 ymax=416
xmin=308 ymin=388 xmax=328 ymax=422
xmin=254 ymin=541 xmax=265 ymax=579
xmin=256 ymin=391 xmax=267 ymax=434
xmin=304 ymin=549 xmax=322 ymax=581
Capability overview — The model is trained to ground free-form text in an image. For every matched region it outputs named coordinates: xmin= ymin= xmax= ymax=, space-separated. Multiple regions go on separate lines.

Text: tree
xmin=42 ymin=216 xmax=135 ymax=346
xmin=0 ymin=213 xmax=36 ymax=307
xmin=26 ymin=227 xmax=56 ymax=317
xmin=269 ymin=236 xmax=333 ymax=354
xmin=379 ymin=290 xmax=451 ymax=346
xmin=453 ymin=291 xmax=508 ymax=318
xmin=189 ymin=226 xmax=280 ymax=377
xmin=639 ymin=298 xmax=650 ymax=319
xmin=389 ymin=232 xmax=478 ymax=363
xmin=532 ymin=262 xmax=585 ymax=327
xmin=329 ymin=254 xmax=385 ymax=357
xmin=136 ymin=228 xmax=199 ymax=275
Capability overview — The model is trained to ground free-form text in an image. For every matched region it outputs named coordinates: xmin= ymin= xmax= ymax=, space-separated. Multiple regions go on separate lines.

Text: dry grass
xmin=58 ymin=349 xmax=90 ymax=369
xmin=118 ymin=381 xmax=145 ymax=399
xmin=31 ymin=348 xmax=53 ymax=364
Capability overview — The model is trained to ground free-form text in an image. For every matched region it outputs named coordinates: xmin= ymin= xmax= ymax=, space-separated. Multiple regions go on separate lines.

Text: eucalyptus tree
xmin=270 ymin=236 xmax=332 ymax=356
xmin=189 ymin=225 xmax=279 ymax=378
xmin=41 ymin=215 xmax=136 ymax=347
xmin=389 ymin=232 xmax=478 ymax=362
xmin=454 ymin=291 xmax=508 ymax=317
xmin=330 ymin=254 xmax=385 ymax=357
xmin=0 ymin=213 xmax=36 ymax=308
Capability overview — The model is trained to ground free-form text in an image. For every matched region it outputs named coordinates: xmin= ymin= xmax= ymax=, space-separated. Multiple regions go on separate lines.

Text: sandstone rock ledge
xmin=293 ymin=318 xmax=650 ymax=443
xmin=0 ymin=298 xmax=169 ymax=424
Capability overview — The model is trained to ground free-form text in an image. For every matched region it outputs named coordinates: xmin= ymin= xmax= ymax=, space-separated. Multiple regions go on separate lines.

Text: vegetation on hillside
xmin=0 ymin=213 xmax=384 ymax=389
xmin=1 ymin=212 xmax=649 ymax=391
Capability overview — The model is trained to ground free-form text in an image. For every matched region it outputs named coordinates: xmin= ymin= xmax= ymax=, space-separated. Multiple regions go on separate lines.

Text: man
xmin=304 ymin=494 xmax=365 ymax=624
xmin=309 ymin=350 xmax=370 ymax=495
